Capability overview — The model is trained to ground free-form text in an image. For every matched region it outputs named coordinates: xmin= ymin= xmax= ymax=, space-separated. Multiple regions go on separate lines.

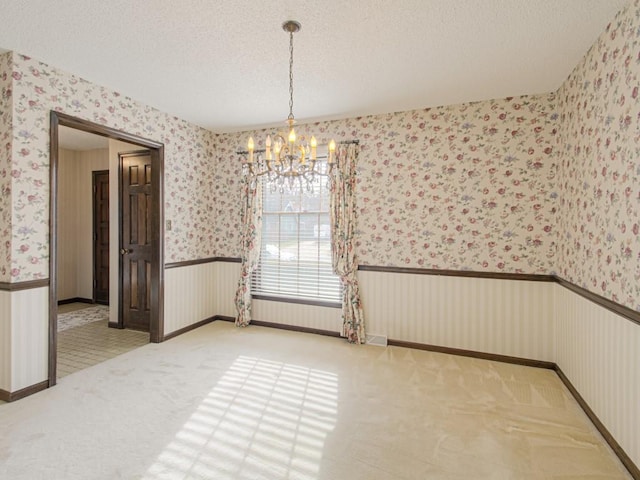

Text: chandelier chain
xmin=240 ymin=20 xmax=341 ymax=189
xmin=288 ymin=30 xmax=294 ymax=121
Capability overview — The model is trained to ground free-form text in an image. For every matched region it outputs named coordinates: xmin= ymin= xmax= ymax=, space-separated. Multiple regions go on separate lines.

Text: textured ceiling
xmin=0 ymin=0 xmax=630 ymax=132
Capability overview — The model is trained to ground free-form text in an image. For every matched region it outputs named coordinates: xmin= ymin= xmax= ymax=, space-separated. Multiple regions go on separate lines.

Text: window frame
xmin=251 ymin=174 xmax=342 ymax=308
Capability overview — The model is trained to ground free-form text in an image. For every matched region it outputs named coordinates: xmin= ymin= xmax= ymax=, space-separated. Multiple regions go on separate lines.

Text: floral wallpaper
xmin=215 ymin=93 xmax=559 ymax=274
xmin=0 ymin=52 xmax=13 ymax=282
xmin=4 ymin=0 xmax=636 ymax=315
xmin=556 ymin=0 xmax=640 ymax=312
xmin=7 ymin=53 xmax=218 ymax=281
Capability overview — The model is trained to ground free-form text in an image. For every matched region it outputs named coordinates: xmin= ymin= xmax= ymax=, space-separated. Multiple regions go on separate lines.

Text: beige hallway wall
xmin=57 ymin=148 xmax=109 ymax=301
xmin=57 ymin=149 xmax=79 ymax=300
xmin=77 ymin=149 xmax=109 ymax=299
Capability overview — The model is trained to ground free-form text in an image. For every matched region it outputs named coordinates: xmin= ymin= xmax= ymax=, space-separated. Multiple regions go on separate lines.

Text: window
xmin=251 ymin=175 xmax=341 ymax=304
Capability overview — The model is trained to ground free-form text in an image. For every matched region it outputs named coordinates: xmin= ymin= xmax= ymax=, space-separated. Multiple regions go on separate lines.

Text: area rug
xmin=57 ymin=305 xmax=109 ymax=332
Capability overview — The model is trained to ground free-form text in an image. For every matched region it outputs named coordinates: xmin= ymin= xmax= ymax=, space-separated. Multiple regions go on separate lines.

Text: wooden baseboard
xmin=58 ymin=297 xmax=94 ymax=305
xmin=386 ymin=338 xmax=638 ymax=478
xmin=0 ymin=380 xmax=49 ymax=402
xmin=211 ymin=314 xmax=342 ymax=337
xmin=385 ymin=338 xmax=638 ymax=478
xmin=249 ymin=319 xmax=342 ymax=338
xmin=211 ymin=315 xmax=341 ymax=338
xmin=162 ymin=315 xmax=341 ymax=340
xmin=388 ymin=339 xmax=556 ymax=370
xmin=159 ymin=315 xmax=232 ymax=342
xmin=162 ymin=316 xmax=217 ymax=341
xmin=107 ymin=321 xmax=122 ymax=329
xmin=554 ymin=366 xmax=639 ymax=479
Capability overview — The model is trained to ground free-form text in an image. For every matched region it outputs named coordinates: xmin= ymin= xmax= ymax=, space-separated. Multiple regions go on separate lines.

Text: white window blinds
xmin=251 ymin=176 xmax=341 ymax=304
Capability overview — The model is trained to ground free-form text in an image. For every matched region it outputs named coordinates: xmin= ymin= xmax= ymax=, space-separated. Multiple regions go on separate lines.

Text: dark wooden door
xmin=120 ymin=152 xmax=152 ymax=332
xmin=93 ymin=170 xmax=110 ymax=304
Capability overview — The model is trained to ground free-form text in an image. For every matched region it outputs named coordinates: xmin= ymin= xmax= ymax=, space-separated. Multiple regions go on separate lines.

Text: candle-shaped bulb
xmin=310 ymin=136 xmax=317 ymax=161
xmin=247 ymin=136 xmax=254 ymax=163
xmin=288 ymin=127 xmax=296 ymax=145
xmin=265 ymin=135 xmax=272 ymax=161
xmin=299 ymin=145 xmax=306 ymax=165
xmin=274 ymin=139 xmax=282 ymax=164
xmin=328 ymin=139 xmax=336 ymax=164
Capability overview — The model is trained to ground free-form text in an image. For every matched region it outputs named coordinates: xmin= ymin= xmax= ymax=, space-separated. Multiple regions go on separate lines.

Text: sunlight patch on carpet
xmin=143 ymin=355 xmax=338 ymax=479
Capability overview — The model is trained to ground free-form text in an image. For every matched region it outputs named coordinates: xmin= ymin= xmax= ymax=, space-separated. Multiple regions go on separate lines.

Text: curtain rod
xmin=236 ymin=139 xmax=359 ymax=155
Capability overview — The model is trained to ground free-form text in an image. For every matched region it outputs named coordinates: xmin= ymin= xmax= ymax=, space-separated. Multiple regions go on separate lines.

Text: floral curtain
xmin=330 ymin=143 xmax=365 ymax=343
xmin=234 ymin=177 xmax=263 ymax=327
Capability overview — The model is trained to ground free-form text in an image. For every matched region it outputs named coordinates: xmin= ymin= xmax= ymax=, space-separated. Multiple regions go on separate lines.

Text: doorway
xmin=49 ymin=111 xmax=165 ymax=387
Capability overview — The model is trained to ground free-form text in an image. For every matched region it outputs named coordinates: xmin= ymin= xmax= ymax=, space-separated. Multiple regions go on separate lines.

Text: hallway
xmin=57 ymin=303 xmax=148 ymax=378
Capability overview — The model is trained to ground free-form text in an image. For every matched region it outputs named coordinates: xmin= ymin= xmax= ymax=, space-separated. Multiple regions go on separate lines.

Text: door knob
xmin=120 ymin=248 xmax=131 ymax=255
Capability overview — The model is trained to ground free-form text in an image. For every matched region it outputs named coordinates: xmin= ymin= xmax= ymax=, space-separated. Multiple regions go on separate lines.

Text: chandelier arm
xmin=270 ymin=133 xmax=286 ymax=165
xmin=255 ymin=169 xmax=276 ymax=178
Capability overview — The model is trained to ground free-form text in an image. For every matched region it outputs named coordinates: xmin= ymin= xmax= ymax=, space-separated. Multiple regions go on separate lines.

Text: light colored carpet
xmin=57 ymin=305 xmax=110 ymax=332
xmin=0 ymin=322 xmax=631 ymax=479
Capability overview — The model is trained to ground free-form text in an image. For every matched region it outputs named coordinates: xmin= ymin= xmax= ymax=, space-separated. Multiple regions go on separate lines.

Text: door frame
xmin=49 ymin=111 xmax=165 ymax=387
xmin=92 ymin=169 xmax=110 ymax=305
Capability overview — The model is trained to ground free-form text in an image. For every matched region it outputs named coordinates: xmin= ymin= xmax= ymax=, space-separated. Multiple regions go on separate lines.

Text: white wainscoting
xmin=214 ymin=261 xmax=240 ymax=319
xmin=212 ymin=265 xmax=555 ymax=362
xmin=10 ymin=287 xmax=49 ymax=391
xmin=0 ymin=290 xmax=11 ymax=392
xmin=554 ymin=284 xmax=640 ymax=469
xmin=4 ymin=259 xmax=639 ymax=480
xmin=252 ymin=299 xmax=342 ymax=332
xmin=164 ymin=262 xmax=218 ymax=336
xmin=359 ymin=271 xmax=555 ymax=362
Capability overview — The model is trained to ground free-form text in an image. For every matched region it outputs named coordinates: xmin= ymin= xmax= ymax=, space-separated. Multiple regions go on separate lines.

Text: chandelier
xmin=240 ymin=20 xmax=336 ymax=189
